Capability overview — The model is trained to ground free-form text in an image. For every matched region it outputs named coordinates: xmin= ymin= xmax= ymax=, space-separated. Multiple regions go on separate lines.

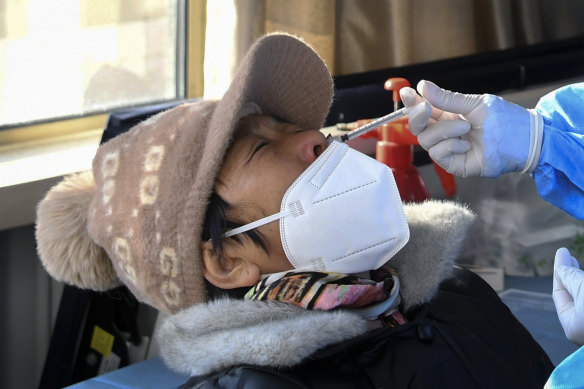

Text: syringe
xmin=328 ymin=105 xmax=415 ymax=143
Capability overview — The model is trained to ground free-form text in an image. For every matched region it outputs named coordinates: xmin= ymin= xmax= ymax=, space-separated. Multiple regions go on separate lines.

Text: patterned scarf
xmin=245 ymin=265 xmax=406 ymax=327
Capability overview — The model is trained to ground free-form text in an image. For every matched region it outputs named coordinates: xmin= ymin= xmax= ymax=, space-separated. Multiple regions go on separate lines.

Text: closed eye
xmin=246 ymin=140 xmax=267 ymax=164
xmin=253 ymin=141 xmax=267 ymax=155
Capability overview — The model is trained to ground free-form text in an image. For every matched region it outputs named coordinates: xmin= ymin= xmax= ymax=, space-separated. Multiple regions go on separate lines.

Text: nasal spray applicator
xmin=328 ymin=77 xmax=456 ymax=203
xmin=327 ymin=106 xmax=414 ymax=144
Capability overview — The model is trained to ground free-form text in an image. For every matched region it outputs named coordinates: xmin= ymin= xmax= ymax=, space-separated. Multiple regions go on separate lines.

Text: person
xmin=35 ymin=33 xmax=554 ymax=388
xmin=546 ymin=247 xmax=584 ymax=388
xmin=401 ymin=81 xmax=584 ymax=388
xmin=400 ymin=80 xmax=584 ymax=220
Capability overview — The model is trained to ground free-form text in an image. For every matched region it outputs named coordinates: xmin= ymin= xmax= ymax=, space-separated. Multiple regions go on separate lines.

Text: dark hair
xmin=201 ymin=191 xmax=268 ymax=300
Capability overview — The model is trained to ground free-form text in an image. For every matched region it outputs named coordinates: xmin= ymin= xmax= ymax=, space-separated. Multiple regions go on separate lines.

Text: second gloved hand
xmin=400 ymin=80 xmax=544 ymax=178
xmin=553 ymin=247 xmax=584 ymax=346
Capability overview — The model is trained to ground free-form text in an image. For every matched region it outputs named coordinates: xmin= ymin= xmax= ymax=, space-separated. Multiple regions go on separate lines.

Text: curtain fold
xmin=202 ymin=0 xmax=584 ymax=95
xmin=234 ymin=0 xmax=337 ymax=73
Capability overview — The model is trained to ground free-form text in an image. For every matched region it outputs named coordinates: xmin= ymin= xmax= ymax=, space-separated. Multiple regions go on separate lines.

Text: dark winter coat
xmin=157 ymin=201 xmax=554 ymax=388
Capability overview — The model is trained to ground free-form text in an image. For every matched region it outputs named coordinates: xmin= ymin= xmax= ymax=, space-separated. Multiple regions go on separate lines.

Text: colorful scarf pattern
xmin=245 ymin=266 xmax=406 ymax=327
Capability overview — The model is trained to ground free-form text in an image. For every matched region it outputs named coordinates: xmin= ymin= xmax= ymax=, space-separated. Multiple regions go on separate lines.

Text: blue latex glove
xmin=553 ymin=247 xmax=584 ymax=346
xmin=401 ymin=80 xmax=544 ymax=178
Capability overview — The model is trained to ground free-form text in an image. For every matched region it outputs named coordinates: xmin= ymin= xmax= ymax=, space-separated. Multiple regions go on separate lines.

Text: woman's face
xmin=214 ymin=114 xmax=328 ymax=276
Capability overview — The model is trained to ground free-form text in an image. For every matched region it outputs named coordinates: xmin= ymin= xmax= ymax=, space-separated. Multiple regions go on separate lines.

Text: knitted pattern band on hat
xmin=35 ymin=33 xmax=334 ymax=313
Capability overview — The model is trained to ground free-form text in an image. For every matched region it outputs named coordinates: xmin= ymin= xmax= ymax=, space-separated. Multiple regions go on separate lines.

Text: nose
xmin=287 ymin=130 xmax=328 ymax=164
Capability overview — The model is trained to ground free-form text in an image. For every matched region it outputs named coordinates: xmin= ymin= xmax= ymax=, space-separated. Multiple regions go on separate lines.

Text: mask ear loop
xmin=224 ymin=210 xmax=291 ymax=238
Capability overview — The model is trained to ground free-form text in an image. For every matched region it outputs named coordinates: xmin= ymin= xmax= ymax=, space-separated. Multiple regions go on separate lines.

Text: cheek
xmin=265 ymin=156 xmax=306 ymax=191
xmin=258 ymin=222 xmax=294 ymax=273
xmin=236 ymin=170 xmax=283 ymax=206
xmin=249 ymin=160 xmax=305 ymax=209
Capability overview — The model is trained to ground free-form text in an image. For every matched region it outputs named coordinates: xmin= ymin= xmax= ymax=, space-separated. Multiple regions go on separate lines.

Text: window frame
xmin=0 ymin=0 xmax=205 ymax=147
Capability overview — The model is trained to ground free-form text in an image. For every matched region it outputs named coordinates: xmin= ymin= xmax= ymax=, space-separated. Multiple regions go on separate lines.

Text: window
xmin=0 ymin=0 xmax=184 ymax=130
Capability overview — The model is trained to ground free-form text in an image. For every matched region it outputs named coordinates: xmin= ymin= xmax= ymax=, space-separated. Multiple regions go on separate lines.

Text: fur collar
xmin=157 ymin=200 xmax=475 ymax=377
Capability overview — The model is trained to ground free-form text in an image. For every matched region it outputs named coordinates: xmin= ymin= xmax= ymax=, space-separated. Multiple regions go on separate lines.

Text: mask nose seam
xmin=313 ymin=179 xmax=377 ymax=204
xmin=285 ymin=141 xmax=340 ymax=196
xmin=309 ymin=145 xmax=347 ymax=189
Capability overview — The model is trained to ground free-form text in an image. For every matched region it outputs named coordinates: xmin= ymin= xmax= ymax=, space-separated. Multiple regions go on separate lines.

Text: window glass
xmin=0 ymin=0 xmax=180 ymax=128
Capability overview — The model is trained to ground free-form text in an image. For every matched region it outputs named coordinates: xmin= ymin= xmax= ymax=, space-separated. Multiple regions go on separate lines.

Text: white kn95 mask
xmin=224 ymin=140 xmax=410 ymax=274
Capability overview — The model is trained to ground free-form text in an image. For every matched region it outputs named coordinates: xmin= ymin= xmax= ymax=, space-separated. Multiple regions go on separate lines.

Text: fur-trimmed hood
xmin=157 ymin=200 xmax=475 ymax=377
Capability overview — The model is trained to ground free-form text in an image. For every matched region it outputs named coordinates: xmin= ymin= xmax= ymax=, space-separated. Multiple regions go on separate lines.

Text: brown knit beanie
xmin=35 ymin=33 xmax=334 ymax=314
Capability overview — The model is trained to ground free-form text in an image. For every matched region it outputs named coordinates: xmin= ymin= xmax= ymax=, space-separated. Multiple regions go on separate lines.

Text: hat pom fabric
xmin=36 ymin=171 xmax=120 ymax=290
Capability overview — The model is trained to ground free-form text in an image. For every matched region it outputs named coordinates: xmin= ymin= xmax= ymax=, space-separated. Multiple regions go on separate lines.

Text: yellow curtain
xmin=201 ymin=0 xmax=584 ymax=96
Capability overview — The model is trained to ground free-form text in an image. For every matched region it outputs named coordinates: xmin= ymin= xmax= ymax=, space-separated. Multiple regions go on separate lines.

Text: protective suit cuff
xmin=520 ymin=109 xmax=544 ymax=174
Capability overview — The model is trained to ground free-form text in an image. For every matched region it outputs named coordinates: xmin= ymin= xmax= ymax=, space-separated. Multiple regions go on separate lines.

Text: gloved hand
xmin=553 ymin=247 xmax=584 ymax=346
xmin=400 ymin=80 xmax=544 ymax=178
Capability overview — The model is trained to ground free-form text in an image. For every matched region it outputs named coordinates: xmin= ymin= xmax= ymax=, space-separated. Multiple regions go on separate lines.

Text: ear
xmin=200 ymin=240 xmax=261 ymax=290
